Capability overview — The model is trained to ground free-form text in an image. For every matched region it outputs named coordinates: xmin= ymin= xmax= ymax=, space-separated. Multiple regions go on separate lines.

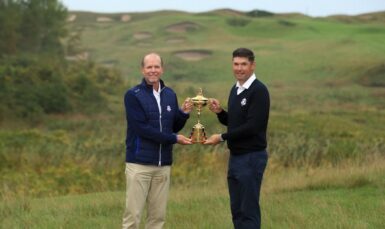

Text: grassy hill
xmin=1 ymin=9 xmax=385 ymax=228
xmin=65 ymin=9 xmax=385 ymax=163
xmin=66 ymin=10 xmax=385 ymax=105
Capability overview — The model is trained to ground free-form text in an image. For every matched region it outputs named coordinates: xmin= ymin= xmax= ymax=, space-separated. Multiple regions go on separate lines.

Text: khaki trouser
xmin=122 ymin=163 xmax=171 ymax=229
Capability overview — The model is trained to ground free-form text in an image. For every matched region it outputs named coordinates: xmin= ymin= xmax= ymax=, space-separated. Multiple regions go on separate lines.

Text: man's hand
xmin=177 ymin=134 xmax=193 ymax=145
xmin=208 ymin=98 xmax=223 ymax=114
xmin=181 ymin=97 xmax=193 ymax=114
xmin=203 ymin=134 xmax=222 ymax=145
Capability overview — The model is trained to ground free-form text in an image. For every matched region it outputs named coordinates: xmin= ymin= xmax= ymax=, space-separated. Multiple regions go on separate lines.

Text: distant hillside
xmin=67 ymin=9 xmax=385 ymax=23
xmin=67 ymin=10 xmax=193 ymax=24
xmin=65 ymin=9 xmax=385 ymax=85
xmin=67 ymin=8 xmax=308 ymax=24
xmin=62 ymin=8 xmax=385 ymax=128
xmin=328 ymin=11 xmax=385 ymax=23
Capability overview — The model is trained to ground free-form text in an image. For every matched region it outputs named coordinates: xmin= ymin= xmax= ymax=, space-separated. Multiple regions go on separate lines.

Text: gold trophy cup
xmin=189 ymin=88 xmax=209 ymax=144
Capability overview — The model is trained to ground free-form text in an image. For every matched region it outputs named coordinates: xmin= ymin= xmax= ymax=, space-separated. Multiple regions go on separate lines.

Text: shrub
xmin=246 ymin=10 xmax=274 ymax=17
xmin=0 ymin=56 xmax=123 ymax=121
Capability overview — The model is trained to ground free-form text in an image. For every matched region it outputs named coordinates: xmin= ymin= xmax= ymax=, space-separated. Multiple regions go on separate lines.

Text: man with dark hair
xmin=205 ymin=48 xmax=270 ymax=229
xmin=122 ymin=53 xmax=193 ymax=229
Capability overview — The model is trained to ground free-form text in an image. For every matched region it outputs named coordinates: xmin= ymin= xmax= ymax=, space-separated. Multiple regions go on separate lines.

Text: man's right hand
xmin=177 ymin=134 xmax=193 ymax=145
xmin=181 ymin=98 xmax=193 ymax=114
xmin=208 ymin=98 xmax=223 ymax=114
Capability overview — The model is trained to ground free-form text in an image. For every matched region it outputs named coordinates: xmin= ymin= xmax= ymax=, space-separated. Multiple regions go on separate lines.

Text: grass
xmin=1 ymin=9 xmax=385 ymax=228
xmin=1 ymin=159 xmax=384 ymax=228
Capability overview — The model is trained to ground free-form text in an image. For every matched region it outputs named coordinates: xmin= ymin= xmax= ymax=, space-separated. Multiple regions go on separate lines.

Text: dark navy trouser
xmin=227 ymin=150 xmax=268 ymax=229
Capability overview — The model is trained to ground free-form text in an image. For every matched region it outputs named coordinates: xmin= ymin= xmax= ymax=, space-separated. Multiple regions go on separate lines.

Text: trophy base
xmin=190 ymin=123 xmax=206 ymax=144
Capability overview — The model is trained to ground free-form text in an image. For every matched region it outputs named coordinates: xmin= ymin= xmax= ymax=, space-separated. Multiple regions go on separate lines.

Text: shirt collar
xmin=142 ymin=78 xmax=165 ymax=92
xmin=236 ymin=73 xmax=256 ymax=89
xmin=153 ymin=83 xmax=161 ymax=95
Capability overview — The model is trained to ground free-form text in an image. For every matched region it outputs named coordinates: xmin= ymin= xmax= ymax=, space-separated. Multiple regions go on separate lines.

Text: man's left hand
xmin=203 ymin=134 xmax=222 ymax=145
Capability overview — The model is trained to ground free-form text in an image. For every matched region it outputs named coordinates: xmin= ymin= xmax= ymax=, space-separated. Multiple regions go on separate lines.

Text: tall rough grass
xmin=1 ymin=109 xmax=384 ymax=198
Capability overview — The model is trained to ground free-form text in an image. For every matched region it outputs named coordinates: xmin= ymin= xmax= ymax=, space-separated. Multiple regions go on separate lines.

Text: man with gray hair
xmin=122 ymin=53 xmax=193 ymax=229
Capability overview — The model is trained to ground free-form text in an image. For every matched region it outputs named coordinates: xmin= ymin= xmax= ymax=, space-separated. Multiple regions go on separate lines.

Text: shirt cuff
xmin=221 ymin=133 xmax=228 ymax=141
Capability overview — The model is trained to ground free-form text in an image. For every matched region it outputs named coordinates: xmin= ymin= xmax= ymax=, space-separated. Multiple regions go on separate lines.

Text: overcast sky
xmin=60 ymin=0 xmax=385 ymax=17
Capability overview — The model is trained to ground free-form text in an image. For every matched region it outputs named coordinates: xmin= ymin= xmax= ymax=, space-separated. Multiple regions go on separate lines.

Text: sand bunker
xmin=67 ymin=14 xmax=76 ymax=22
xmin=133 ymin=32 xmax=152 ymax=40
xmin=121 ymin=14 xmax=131 ymax=22
xmin=166 ymin=21 xmax=199 ymax=33
xmin=97 ymin=17 xmax=113 ymax=22
xmin=173 ymin=50 xmax=212 ymax=61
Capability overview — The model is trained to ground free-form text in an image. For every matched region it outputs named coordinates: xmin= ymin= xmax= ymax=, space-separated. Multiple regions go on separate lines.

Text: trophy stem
xmin=189 ymin=88 xmax=209 ymax=144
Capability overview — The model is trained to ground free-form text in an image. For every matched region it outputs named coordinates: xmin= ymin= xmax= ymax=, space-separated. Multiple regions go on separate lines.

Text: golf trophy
xmin=189 ymin=88 xmax=209 ymax=144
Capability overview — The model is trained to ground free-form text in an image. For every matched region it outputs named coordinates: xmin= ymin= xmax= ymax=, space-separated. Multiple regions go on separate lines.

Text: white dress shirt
xmin=153 ymin=84 xmax=162 ymax=113
xmin=236 ymin=73 xmax=256 ymax=95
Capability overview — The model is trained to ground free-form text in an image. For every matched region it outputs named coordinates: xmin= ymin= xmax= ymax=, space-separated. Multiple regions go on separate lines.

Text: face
xmin=232 ymin=57 xmax=255 ymax=84
xmin=141 ymin=54 xmax=163 ymax=87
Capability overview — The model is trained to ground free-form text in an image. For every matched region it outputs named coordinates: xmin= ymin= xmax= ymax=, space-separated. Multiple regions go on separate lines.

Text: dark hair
xmin=232 ymin=48 xmax=255 ymax=62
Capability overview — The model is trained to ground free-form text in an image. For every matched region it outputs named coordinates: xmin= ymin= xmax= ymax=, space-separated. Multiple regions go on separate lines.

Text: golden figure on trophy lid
xmin=189 ymin=88 xmax=209 ymax=143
